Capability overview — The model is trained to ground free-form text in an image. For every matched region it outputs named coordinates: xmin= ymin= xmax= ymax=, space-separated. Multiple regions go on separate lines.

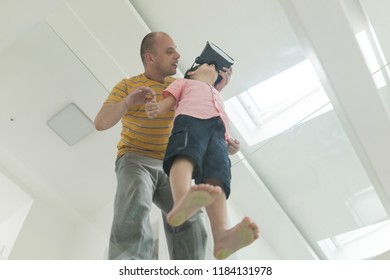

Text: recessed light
xmin=47 ymin=103 xmax=94 ymax=146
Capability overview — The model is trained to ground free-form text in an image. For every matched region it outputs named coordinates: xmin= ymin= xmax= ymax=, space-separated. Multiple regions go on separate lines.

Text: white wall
xmin=0 ymin=202 xmax=32 ymax=259
xmin=10 ymin=200 xmax=75 ymax=259
xmin=65 ymin=217 xmax=109 ymax=260
xmin=65 ymin=202 xmax=113 ymax=259
xmin=0 ymin=172 xmax=33 ymax=259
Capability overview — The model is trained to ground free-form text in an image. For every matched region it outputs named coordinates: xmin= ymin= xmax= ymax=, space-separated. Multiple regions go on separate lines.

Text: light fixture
xmin=47 ymin=103 xmax=95 ymax=146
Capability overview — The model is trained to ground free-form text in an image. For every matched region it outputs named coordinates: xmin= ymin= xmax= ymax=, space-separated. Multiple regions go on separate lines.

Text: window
xmin=355 ymin=30 xmax=387 ymax=89
xmin=225 ymin=59 xmax=331 ymax=146
xmin=318 ymin=219 xmax=390 ymax=260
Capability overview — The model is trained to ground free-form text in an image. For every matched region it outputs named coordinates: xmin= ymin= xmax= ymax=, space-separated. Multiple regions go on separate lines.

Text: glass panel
xmin=375 ymin=65 xmax=390 ymax=113
xmin=357 ymin=0 xmax=390 ymax=66
xmin=342 ymin=0 xmax=390 ymax=115
xmin=231 ymin=100 xmax=390 ymax=259
xmin=224 ymin=0 xmax=390 ymax=260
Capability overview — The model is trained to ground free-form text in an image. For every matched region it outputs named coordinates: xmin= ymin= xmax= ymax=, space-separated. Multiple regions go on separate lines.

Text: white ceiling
xmin=2 ymin=0 xmax=390 ymax=260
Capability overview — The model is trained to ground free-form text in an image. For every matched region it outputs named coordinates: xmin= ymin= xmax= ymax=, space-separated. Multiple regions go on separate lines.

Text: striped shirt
xmin=105 ymin=74 xmax=175 ymax=160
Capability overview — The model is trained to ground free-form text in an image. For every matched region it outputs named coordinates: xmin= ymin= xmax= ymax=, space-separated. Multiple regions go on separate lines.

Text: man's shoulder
xmin=122 ymin=74 xmax=176 ymax=86
xmin=166 ymin=76 xmax=176 ymax=83
xmin=123 ymin=73 xmax=148 ymax=84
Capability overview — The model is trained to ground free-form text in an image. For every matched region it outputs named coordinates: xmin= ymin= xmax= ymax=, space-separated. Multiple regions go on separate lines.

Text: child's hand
xmin=215 ymin=67 xmax=233 ymax=92
xmin=227 ymin=137 xmax=240 ymax=155
xmin=125 ymin=86 xmax=156 ymax=107
xmin=145 ymin=97 xmax=159 ymax=119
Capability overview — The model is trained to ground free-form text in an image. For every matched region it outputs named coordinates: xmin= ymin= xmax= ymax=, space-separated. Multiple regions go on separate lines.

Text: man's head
xmin=141 ymin=32 xmax=180 ymax=82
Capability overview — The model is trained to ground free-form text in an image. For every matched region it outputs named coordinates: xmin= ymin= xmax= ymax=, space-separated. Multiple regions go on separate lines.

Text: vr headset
xmin=190 ymin=41 xmax=234 ymax=85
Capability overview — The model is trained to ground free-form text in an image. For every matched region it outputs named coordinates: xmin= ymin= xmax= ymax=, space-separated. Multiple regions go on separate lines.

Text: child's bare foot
xmin=214 ymin=217 xmax=259 ymax=260
xmin=168 ymin=184 xmax=222 ymax=227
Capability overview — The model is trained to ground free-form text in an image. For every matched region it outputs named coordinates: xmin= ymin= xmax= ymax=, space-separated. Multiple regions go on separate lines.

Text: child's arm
xmin=145 ymin=94 xmax=176 ymax=119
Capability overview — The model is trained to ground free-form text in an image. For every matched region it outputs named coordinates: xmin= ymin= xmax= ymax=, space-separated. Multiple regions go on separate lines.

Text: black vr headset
xmin=189 ymin=41 xmax=234 ymax=85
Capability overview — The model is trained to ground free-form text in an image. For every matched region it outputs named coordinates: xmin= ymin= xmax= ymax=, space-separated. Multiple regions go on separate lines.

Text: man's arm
xmin=94 ymin=86 xmax=155 ymax=131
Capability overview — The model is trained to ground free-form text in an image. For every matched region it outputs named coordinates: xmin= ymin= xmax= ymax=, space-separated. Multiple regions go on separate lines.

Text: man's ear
xmin=144 ymin=52 xmax=154 ymax=63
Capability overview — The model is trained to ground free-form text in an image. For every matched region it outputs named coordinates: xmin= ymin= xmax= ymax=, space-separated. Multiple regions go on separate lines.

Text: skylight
xmin=317 ymin=185 xmax=389 ymax=260
xmin=226 ymin=59 xmax=331 ymax=146
xmin=355 ymin=31 xmax=387 ymax=89
xmin=318 ymin=219 xmax=390 ymax=260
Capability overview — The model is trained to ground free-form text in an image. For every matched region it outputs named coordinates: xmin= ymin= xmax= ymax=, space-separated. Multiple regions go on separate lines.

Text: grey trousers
xmin=108 ymin=152 xmax=208 ymax=259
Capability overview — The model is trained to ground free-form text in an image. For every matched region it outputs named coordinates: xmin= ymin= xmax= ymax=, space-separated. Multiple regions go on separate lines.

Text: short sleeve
xmin=162 ymin=78 xmax=187 ymax=102
xmin=104 ymin=79 xmax=129 ymax=104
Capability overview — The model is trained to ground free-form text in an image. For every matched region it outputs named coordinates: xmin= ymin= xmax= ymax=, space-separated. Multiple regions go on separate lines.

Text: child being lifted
xmin=145 ymin=62 xmax=259 ymax=259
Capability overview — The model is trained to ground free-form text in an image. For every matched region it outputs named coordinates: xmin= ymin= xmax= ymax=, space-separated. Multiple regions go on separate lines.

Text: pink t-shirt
xmin=163 ymin=78 xmax=231 ymax=141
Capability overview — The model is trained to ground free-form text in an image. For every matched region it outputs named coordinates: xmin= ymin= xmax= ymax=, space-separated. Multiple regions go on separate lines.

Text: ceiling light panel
xmin=47 ymin=103 xmax=95 ymax=146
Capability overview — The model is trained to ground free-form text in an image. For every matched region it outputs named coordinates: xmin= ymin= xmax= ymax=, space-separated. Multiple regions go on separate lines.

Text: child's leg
xmin=167 ymin=156 xmax=222 ymax=226
xmin=205 ymin=188 xmax=260 ymax=260
xmin=168 ymin=156 xmax=194 ymax=202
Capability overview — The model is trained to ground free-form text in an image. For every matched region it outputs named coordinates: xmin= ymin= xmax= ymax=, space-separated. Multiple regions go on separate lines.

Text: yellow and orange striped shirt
xmin=105 ymin=74 xmax=175 ymax=160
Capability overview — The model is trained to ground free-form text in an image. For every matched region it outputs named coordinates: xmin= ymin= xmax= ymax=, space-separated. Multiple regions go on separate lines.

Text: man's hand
xmin=125 ymin=86 xmax=156 ymax=107
xmin=215 ymin=66 xmax=233 ymax=92
xmin=145 ymin=97 xmax=159 ymax=119
xmin=227 ymin=137 xmax=240 ymax=155
xmin=94 ymin=86 xmax=156 ymax=131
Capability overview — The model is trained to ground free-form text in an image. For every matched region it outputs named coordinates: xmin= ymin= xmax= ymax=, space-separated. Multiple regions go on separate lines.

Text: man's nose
xmin=174 ymin=50 xmax=181 ymax=59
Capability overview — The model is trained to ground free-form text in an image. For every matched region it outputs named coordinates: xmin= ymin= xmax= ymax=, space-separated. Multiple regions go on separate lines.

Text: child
xmin=145 ymin=63 xmax=259 ymax=259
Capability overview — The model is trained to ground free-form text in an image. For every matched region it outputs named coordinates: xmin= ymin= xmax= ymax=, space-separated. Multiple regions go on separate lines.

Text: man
xmin=94 ymin=32 xmax=236 ymax=259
